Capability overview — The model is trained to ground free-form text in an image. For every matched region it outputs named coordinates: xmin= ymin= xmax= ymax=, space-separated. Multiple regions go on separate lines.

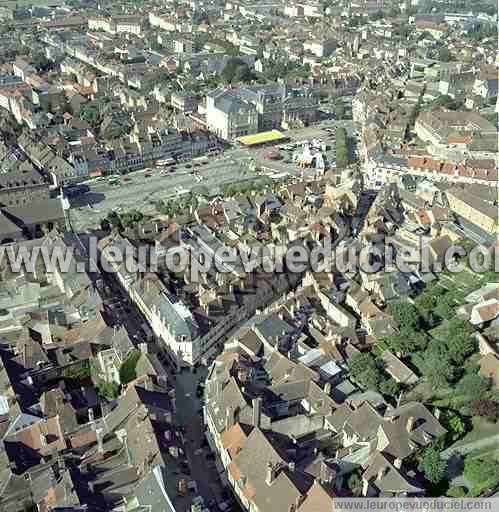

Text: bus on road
xmin=157 ymin=157 xmax=176 ymax=167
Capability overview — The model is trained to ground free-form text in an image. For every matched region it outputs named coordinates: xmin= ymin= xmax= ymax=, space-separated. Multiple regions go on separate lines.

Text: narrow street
xmin=175 ymin=369 xmax=227 ymax=507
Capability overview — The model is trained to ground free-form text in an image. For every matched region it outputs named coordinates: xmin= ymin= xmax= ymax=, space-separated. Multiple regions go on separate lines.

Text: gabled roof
xmin=298 ymin=480 xmax=335 ymax=512
xmin=222 ymin=422 xmax=252 ymax=459
xmin=363 ymin=452 xmax=423 ymax=494
xmin=232 ymin=428 xmax=311 ymax=512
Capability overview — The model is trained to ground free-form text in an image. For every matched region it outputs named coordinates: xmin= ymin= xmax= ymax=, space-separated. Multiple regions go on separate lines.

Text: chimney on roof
xmin=396 ymin=392 xmax=403 ymax=407
xmin=377 ymin=466 xmax=388 ymax=481
xmin=252 ymin=397 xmax=262 ymax=428
xmin=295 ymin=495 xmax=305 ymax=510
xmin=320 ymin=461 xmax=332 ymax=484
xmin=57 ymin=456 xmax=66 ymax=474
xmin=288 ymin=461 xmax=295 ymax=472
xmin=394 ymin=458 xmax=402 ymax=469
xmin=96 ymin=427 xmax=104 ymax=454
xmin=406 ymin=416 xmax=415 ymax=433
xmin=266 ymin=462 xmax=275 ymax=486
xmin=226 ymin=407 xmax=234 ymax=429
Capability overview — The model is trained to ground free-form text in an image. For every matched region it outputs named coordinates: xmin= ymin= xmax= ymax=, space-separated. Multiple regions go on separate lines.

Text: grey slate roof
xmin=3 ymin=198 xmax=64 ymax=225
xmin=132 ymin=466 xmax=176 ymax=512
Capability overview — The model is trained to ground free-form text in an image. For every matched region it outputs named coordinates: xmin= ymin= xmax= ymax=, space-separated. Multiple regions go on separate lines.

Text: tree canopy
xmin=417 ymin=447 xmax=448 ymax=484
xmin=334 ymin=98 xmax=346 ymax=120
xmin=348 ymin=352 xmax=382 ymax=390
xmin=119 ymin=350 xmax=141 ymax=385
xmin=438 ymin=47 xmax=453 ymax=62
xmin=387 ymin=302 xmax=422 ymax=333
xmin=222 ymin=57 xmax=255 ymax=83
xmin=335 ymin=127 xmax=349 ymax=168
xmin=464 ymin=456 xmax=499 ymax=496
xmin=455 ymin=373 xmax=490 ymax=399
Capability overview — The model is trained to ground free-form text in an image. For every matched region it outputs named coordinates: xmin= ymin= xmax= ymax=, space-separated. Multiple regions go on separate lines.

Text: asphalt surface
xmin=68 ymin=120 xmax=358 ymax=232
xmin=69 ymin=156 xmax=254 ymax=231
xmin=175 ymin=369 xmax=227 ymax=506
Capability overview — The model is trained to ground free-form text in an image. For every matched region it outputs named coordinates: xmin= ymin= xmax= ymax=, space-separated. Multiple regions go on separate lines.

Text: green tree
xmin=455 ymin=373 xmax=490 ymax=400
xmin=397 ymin=25 xmax=412 ymax=38
xmin=379 ymin=378 xmax=400 ymax=398
xmin=440 ymin=410 xmax=466 ymax=441
xmin=222 ymin=57 xmax=254 ymax=83
xmin=77 ymin=103 xmax=101 ymax=126
xmin=120 ymin=209 xmax=144 ymax=228
xmin=447 ymin=486 xmax=466 ymax=498
xmin=347 ymin=472 xmax=362 ymax=493
xmin=438 ymin=47 xmax=452 ymax=62
xmin=335 ymin=127 xmax=349 ymax=168
xmin=387 ymin=302 xmax=422 ymax=333
xmin=385 ymin=331 xmax=428 ymax=356
xmin=107 ymin=211 xmax=122 ymax=230
xmin=348 ymin=352 xmax=382 ymax=390
xmin=370 ymin=9 xmax=384 ymax=21
xmin=425 ymin=95 xmax=464 ymax=112
xmin=464 ymin=456 xmax=499 ymax=496
xmin=434 ymin=292 xmax=459 ymax=320
xmin=63 ymin=363 xmax=91 ymax=390
xmin=468 ymin=22 xmax=497 ymax=42
xmin=234 ymin=64 xmax=254 ymax=83
xmin=334 ymin=98 xmax=346 ymax=120
xmin=414 ymin=341 xmax=456 ymax=388
xmin=98 ymin=381 xmax=120 ymax=400
xmin=485 ymin=113 xmax=498 ymax=126
xmin=119 ymin=350 xmax=141 ymax=385
xmin=192 ymin=10 xmax=208 ymax=25
xmin=415 ymin=284 xmax=445 ymax=323
xmin=445 ymin=319 xmax=476 ymax=365
xmin=32 ymin=52 xmax=54 ymax=72
xmin=417 ymin=447 xmax=447 ymax=484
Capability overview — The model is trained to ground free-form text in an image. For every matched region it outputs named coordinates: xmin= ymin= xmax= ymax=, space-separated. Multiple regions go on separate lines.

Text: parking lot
xmin=67 ymin=120 xmax=359 ymax=232
xmin=244 ymin=120 xmax=358 ymax=178
xmin=68 ymin=154 xmax=256 ymax=231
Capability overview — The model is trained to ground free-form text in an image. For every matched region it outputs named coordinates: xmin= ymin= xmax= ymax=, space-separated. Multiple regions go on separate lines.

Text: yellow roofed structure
xmin=236 ymin=130 xmax=287 ymax=147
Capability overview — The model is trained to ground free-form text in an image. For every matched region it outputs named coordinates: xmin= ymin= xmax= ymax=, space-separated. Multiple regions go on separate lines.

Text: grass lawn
xmin=373 ymin=341 xmax=389 ymax=357
xmin=438 ymin=268 xmax=486 ymax=295
xmin=467 ymin=445 xmax=499 ymax=461
xmin=452 ymin=417 xmax=499 ymax=448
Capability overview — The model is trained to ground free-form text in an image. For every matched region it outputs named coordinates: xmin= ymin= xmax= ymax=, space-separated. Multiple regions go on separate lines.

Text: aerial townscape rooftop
xmin=0 ymin=0 xmax=498 ymax=511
